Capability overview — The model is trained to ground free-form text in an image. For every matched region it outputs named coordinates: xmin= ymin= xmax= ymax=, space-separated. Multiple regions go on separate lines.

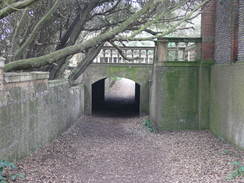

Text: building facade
xmin=202 ymin=0 xmax=244 ymax=63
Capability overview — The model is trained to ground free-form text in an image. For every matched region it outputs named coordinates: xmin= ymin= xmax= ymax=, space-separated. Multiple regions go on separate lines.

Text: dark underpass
xmin=92 ymin=78 xmax=140 ymax=117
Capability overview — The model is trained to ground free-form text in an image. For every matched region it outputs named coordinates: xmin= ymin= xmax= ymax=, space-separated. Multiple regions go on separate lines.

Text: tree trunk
xmin=68 ymin=43 xmax=104 ymax=83
xmin=49 ymin=2 xmax=97 ymax=80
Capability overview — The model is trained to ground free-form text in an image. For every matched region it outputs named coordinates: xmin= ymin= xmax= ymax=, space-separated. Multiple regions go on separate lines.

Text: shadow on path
xmin=93 ymin=97 xmax=139 ymax=117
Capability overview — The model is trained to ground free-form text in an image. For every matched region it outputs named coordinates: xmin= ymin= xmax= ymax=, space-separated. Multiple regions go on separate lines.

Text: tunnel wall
xmin=77 ymin=64 xmax=152 ymax=115
xmin=0 ymin=63 xmax=84 ymax=160
xmin=150 ymin=62 xmax=211 ymax=130
xmin=92 ymin=79 xmax=105 ymax=112
xmin=135 ymin=83 xmax=140 ymax=113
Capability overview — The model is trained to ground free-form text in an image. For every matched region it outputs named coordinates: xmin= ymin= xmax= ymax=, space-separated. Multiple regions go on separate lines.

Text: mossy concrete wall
xmin=0 ymin=72 xmax=84 ymax=161
xmin=77 ymin=64 xmax=152 ymax=115
xmin=150 ymin=62 xmax=211 ymax=130
xmin=210 ymin=63 xmax=244 ymax=149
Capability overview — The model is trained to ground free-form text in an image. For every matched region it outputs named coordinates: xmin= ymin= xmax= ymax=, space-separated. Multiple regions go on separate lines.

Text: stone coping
xmin=4 ymin=72 xmax=49 ymax=83
xmin=70 ymin=84 xmax=84 ymax=89
xmin=155 ymin=61 xmax=214 ymax=67
xmin=156 ymin=37 xmax=202 ymax=43
xmin=92 ymin=61 xmax=213 ymax=67
xmin=48 ymin=80 xmax=83 ymax=89
xmin=213 ymin=61 xmax=244 ymax=66
xmin=48 ymin=79 xmax=69 ymax=87
xmin=91 ymin=63 xmax=153 ymax=67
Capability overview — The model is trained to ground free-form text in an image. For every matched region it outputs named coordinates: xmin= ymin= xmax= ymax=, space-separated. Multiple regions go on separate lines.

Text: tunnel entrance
xmin=92 ymin=77 xmax=140 ymax=116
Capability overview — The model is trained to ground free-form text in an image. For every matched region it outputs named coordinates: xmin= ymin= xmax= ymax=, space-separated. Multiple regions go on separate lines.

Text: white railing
xmin=93 ymin=46 xmax=154 ymax=64
xmin=93 ymin=38 xmax=202 ymax=64
xmin=156 ymin=37 xmax=202 ymax=62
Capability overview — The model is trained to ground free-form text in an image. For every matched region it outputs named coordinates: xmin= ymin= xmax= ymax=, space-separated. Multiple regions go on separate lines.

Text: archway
xmin=92 ymin=77 xmax=140 ymax=116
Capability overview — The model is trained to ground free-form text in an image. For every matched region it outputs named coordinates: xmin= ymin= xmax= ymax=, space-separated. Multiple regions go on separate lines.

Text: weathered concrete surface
xmin=77 ymin=64 xmax=152 ymax=115
xmin=0 ymin=71 xmax=84 ymax=161
xmin=150 ymin=62 xmax=211 ymax=130
xmin=210 ymin=63 xmax=244 ymax=149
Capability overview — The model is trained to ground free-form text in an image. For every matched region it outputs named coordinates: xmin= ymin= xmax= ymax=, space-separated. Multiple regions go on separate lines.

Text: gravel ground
xmin=13 ymin=115 xmax=244 ymax=183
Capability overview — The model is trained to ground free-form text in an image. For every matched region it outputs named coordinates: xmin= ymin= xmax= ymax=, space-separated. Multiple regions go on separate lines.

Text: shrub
xmin=0 ymin=160 xmax=25 ymax=183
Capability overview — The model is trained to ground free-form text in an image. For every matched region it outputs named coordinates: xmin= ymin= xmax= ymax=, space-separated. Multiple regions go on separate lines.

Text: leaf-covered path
xmin=16 ymin=115 xmax=243 ymax=183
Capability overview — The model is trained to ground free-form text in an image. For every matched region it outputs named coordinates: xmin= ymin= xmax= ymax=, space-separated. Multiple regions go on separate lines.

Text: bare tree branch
xmin=68 ymin=43 xmax=104 ymax=83
xmin=109 ymin=41 xmax=140 ymax=61
xmin=14 ymin=0 xmax=60 ymax=60
xmin=4 ymin=0 xmax=156 ymax=72
xmin=0 ymin=0 xmax=39 ymax=19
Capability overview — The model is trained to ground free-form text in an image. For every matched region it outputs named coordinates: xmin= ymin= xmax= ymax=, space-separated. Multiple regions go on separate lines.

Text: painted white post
xmin=156 ymin=39 xmax=168 ymax=63
xmin=0 ymin=57 xmax=5 ymax=89
xmin=195 ymin=42 xmax=202 ymax=61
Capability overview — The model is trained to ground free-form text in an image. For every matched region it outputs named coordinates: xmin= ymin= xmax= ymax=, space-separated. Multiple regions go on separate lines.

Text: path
xmin=16 ymin=116 xmax=244 ymax=183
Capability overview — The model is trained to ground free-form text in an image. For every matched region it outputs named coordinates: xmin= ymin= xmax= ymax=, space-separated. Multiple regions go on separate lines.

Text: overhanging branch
xmin=0 ymin=0 xmax=39 ymax=19
xmin=109 ymin=41 xmax=140 ymax=61
xmin=4 ymin=0 xmax=156 ymax=72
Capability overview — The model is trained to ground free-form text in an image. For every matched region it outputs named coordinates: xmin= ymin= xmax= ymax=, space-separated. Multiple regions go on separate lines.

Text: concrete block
xmin=4 ymin=72 xmax=49 ymax=83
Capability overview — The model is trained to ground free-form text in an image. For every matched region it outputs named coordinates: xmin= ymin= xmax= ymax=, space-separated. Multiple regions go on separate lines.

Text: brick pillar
xmin=214 ymin=0 xmax=239 ymax=63
xmin=238 ymin=0 xmax=244 ymax=61
xmin=201 ymin=0 xmax=216 ymax=61
xmin=231 ymin=0 xmax=239 ymax=62
xmin=0 ymin=57 xmax=5 ymax=89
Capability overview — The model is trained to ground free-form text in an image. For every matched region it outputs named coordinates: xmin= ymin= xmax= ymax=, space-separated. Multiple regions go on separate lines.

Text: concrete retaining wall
xmin=0 ymin=60 xmax=84 ymax=160
xmin=210 ymin=63 xmax=244 ymax=149
xmin=150 ymin=62 xmax=211 ymax=130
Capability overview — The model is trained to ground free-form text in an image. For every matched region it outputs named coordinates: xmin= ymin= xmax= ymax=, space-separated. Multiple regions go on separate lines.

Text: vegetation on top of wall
xmin=0 ymin=160 xmax=25 ymax=183
xmin=105 ymin=65 xmax=151 ymax=84
xmin=157 ymin=60 xmax=214 ymax=67
xmin=227 ymin=161 xmax=244 ymax=180
xmin=144 ymin=119 xmax=156 ymax=133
